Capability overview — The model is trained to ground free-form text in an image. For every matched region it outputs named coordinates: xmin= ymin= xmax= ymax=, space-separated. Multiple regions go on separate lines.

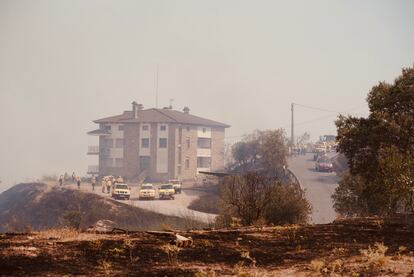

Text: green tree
xmin=334 ymin=66 xmax=414 ymax=216
xmin=231 ymin=129 xmax=288 ymax=176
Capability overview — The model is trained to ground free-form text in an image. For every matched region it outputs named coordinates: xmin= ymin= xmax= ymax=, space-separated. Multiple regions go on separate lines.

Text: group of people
xmin=57 ymin=173 xmax=124 ymax=193
xmin=58 ymin=172 xmax=82 ymax=189
xmin=101 ymin=176 xmax=124 ymax=194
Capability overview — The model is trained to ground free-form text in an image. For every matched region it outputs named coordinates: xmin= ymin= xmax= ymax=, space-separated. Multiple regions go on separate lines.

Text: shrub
xmin=359 ymin=242 xmax=388 ymax=274
xmin=61 ymin=211 xmax=81 ymax=229
xmin=219 ymin=172 xmax=310 ymax=226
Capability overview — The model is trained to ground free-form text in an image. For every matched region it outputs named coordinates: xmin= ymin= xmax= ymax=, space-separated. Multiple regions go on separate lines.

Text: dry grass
xmin=359 ymin=242 xmax=388 ymax=274
xmin=160 ymin=244 xmax=181 ymax=265
xmin=123 ymin=239 xmax=139 ymax=263
xmin=309 ymin=259 xmax=325 ymax=273
xmin=98 ymin=259 xmax=112 ymax=276
xmin=36 ymin=227 xmax=80 ymax=241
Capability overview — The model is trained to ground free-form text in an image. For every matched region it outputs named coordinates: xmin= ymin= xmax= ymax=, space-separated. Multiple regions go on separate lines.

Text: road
xmin=288 ymin=153 xmax=339 ymax=224
xmin=65 ymin=183 xmax=217 ymax=224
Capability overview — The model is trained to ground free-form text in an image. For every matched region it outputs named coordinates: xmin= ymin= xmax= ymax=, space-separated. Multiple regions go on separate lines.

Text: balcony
xmin=87 ymin=146 xmax=110 ymax=156
xmin=87 ymin=165 xmax=99 ymax=174
xmin=87 ymin=146 xmax=99 ymax=155
xmin=197 ymin=148 xmax=211 ymax=157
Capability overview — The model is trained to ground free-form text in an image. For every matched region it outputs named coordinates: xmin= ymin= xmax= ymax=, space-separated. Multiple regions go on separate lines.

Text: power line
xmin=293 ymin=103 xmax=366 ymax=114
xmin=224 ymin=103 xmax=367 ymax=141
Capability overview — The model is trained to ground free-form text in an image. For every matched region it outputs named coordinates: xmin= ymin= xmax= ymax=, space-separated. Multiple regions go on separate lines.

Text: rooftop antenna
xmin=155 ymin=64 xmax=159 ymax=108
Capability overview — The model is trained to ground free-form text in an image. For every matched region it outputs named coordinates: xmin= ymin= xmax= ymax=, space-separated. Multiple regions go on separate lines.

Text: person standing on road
xmin=76 ymin=176 xmax=81 ymax=189
xmin=58 ymin=175 xmax=63 ymax=186
xmin=101 ymin=178 xmax=106 ymax=193
xmin=91 ymin=175 xmax=96 ymax=191
xmin=106 ymin=178 xmax=112 ymax=194
xmin=72 ymin=172 xmax=76 ymax=182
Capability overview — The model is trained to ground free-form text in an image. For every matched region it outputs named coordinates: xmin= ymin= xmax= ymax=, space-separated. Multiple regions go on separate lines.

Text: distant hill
xmin=0 ymin=183 xmax=203 ymax=232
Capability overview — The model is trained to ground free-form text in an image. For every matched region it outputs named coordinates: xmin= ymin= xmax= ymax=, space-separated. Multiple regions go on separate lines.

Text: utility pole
xmin=291 ymin=103 xmax=294 ymax=146
xmin=155 ymin=64 xmax=159 ymax=108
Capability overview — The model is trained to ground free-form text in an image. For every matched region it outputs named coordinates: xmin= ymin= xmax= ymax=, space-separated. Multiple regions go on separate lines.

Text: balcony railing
xmin=87 ymin=165 xmax=99 ymax=174
xmin=87 ymin=146 xmax=99 ymax=155
xmin=87 ymin=146 xmax=110 ymax=156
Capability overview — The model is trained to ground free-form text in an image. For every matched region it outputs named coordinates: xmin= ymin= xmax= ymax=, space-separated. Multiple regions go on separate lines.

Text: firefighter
xmin=58 ymin=175 xmax=63 ymax=186
xmin=101 ymin=178 xmax=107 ymax=193
xmin=106 ymin=178 xmax=112 ymax=194
xmin=116 ymin=176 xmax=124 ymax=183
xmin=91 ymin=175 xmax=96 ymax=191
xmin=72 ymin=172 xmax=76 ymax=182
xmin=76 ymin=176 xmax=81 ymax=189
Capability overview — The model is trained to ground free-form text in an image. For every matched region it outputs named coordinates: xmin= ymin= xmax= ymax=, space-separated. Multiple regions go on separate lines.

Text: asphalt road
xmin=288 ymin=153 xmax=339 ymax=224
xmin=65 ymin=183 xmax=217 ymax=224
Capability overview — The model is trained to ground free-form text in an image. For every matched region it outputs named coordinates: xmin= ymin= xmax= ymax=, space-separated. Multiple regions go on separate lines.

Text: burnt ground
xmin=1 ymin=217 xmax=414 ymax=276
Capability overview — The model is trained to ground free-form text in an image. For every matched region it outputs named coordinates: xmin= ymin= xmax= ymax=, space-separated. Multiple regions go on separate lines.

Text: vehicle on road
xmin=111 ymin=183 xmax=131 ymax=200
xmin=159 ymin=184 xmax=175 ymax=200
xmin=139 ymin=184 xmax=156 ymax=200
xmin=315 ymin=156 xmax=334 ymax=172
xmin=313 ymin=147 xmax=326 ymax=161
xmin=169 ymin=179 xmax=182 ymax=194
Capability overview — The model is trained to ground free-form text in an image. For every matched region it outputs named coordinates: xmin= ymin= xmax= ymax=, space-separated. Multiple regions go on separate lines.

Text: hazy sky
xmin=0 ymin=0 xmax=413 ymax=189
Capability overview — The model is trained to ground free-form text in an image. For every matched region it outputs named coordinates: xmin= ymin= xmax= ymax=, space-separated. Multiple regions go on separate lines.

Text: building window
xmin=103 ymin=138 xmax=114 ymax=148
xmin=141 ymin=138 xmax=149 ymax=148
xmin=115 ymin=139 xmax=124 ymax=148
xmin=101 ymin=125 xmax=111 ymax=131
xmin=197 ymin=157 xmax=211 ymax=168
xmin=159 ymin=138 xmax=167 ymax=148
xmin=142 ymin=125 xmax=149 ymax=131
xmin=139 ymin=156 xmax=150 ymax=170
xmin=185 ymin=158 xmax=190 ymax=169
xmin=197 ymin=138 xmax=211 ymax=149
xmin=118 ymin=125 xmax=124 ymax=131
xmin=160 ymin=125 xmax=166 ymax=131
xmin=115 ymin=158 xmax=123 ymax=167
xmin=186 ymin=138 xmax=190 ymax=148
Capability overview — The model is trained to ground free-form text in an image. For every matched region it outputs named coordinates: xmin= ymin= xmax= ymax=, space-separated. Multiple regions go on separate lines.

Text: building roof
xmin=87 ymin=128 xmax=111 ymax=136
xmin=94 ymin=108 xmax=230 ymax=128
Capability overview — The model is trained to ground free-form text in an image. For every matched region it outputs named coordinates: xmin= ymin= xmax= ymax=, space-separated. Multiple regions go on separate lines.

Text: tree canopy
xmin=230 ymin=129 xmax=288 ymax=177
xmin=334 ymin=66 xmax=414 ymax=215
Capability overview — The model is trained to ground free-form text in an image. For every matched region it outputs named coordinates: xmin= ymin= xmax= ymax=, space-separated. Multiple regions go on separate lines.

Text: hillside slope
xmin=0 ymin=183 xmax=203 ymax=232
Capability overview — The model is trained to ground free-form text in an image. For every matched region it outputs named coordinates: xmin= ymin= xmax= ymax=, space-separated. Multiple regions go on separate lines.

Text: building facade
xmin=87 ymin=102 xmax=230 ymax=182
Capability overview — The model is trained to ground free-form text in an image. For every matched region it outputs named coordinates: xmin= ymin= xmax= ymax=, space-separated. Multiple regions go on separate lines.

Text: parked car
xmin=169 ymin=179 xmax=182 ymax=194
xmin=315 ymin=156 xmax=334 ymax=172
xmin=111 ymin=183 xmax=131 ymax=200
xmin=139 ymin=184 xmax=156 ymax=200
xmin=159 ymin=184 xmax=175 ymax=200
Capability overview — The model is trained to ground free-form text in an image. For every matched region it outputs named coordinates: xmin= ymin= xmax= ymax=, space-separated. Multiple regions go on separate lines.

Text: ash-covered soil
xmin=1 ymin=217 xmax=414 ymax=276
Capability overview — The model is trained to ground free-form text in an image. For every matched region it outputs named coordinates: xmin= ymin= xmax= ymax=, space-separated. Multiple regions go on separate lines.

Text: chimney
xmin=183 ymin=107 xmax=190 ymax=114
xmin=132 ymin=101 xmax=138 ymax=119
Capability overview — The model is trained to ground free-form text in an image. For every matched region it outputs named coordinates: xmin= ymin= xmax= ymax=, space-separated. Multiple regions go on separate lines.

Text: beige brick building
xmin=87 ymin=102 xmax=230 ymax=182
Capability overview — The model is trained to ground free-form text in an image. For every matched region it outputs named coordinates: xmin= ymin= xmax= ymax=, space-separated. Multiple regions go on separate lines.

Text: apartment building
xmin=87 ymin=102 xmax=230 ymax=182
